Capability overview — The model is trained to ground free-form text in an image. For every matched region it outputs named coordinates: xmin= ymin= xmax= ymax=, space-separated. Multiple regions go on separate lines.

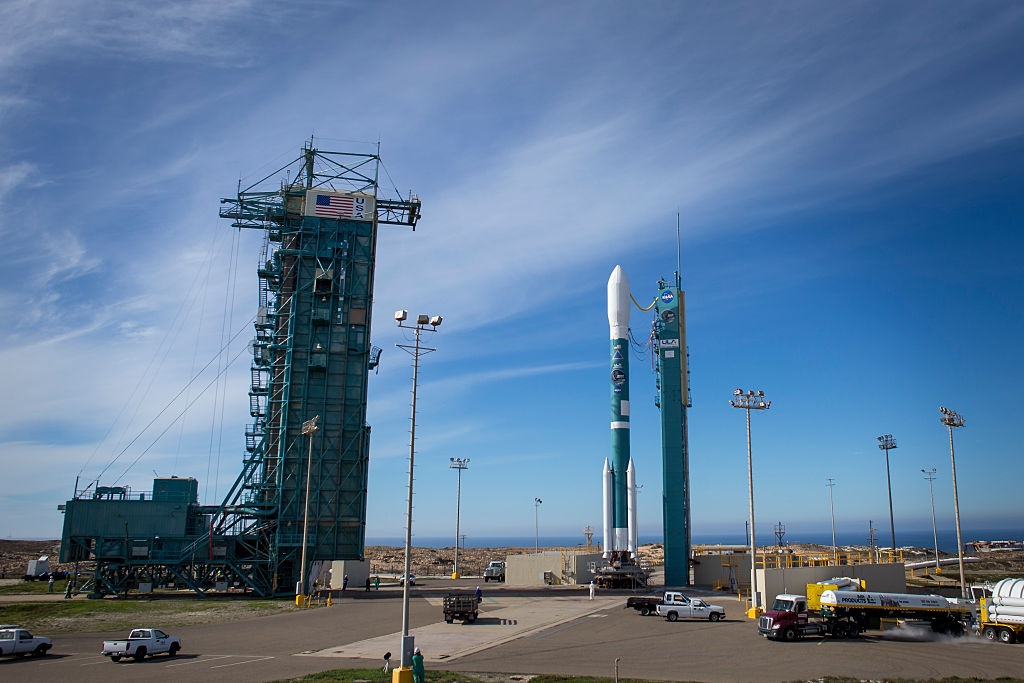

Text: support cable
xmin=93 ymin=316 xmax=256 ymax=482
xmin=80 ymin=229 xmax=227 ymax=477
xmin=206 ymin=227 xmax=240 ymax=501
xmin=379 ymin=158 xmax=404 ymax=199
xmin=213 ymin=228 xmax=244 ymax=501
xmin=113 ymin=341 xmax=250 ymax=486
xmin=174 ymin=227 xmax=221 ymax=475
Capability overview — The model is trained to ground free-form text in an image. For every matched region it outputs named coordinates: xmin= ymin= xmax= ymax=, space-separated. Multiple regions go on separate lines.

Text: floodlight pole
xmin=921 ymin=468 xmax=940 ymax=572
xmin=939 ymin=407 xmax=967 ymax=599
xmin=730 ymin=389 xmax=770 ymax=617
xmin=826 ymin=478 xmax=837 ymax=565
xmin=298 ymin=415 xmax=320 ymax=601
xmin=877 ymin=434 xmax=897 ymax=552
xmin=395 ymin=313 xmax=440 ymax=672
xmin=450 ymin=458 xmax=469 ymax=578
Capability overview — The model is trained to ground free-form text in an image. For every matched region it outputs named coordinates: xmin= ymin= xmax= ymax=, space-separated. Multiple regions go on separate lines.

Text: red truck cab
xmin=758 ymin=594 xmax=809 ymax=640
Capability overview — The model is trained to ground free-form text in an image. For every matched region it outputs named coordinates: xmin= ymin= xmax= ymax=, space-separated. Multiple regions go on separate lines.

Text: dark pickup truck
xmin=625 ymin=595 xmax=662 ymax=616
xmin=443 ymin=593 xmax=479 ymax=624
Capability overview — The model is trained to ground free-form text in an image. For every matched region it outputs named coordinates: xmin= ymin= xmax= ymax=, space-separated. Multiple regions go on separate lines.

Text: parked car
xmin=399 ymin=575 xmax=417 ymax=585
xmin=0 ymin=628 xmax=52 ymax=657
xmin=656 ymin=592 xmax=726 ymax=622
xmin=102 ymin=628 xmax=181 ymax=662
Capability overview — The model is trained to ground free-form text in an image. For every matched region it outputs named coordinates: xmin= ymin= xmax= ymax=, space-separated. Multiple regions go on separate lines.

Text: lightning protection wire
xmin=78 ymin=228 xmax=229 ymax=478
xmin=92 ymin=315 xmax=256 ymax=483
xmin=213 ymin=228 xmax=244 ymax=503
xmin=174 ymin=227 xmax=222 ymax=475
xmin=206 ymin=226 xmax=241 ymax=502
xmin=112 ymin=340 xmax=250 ymax=488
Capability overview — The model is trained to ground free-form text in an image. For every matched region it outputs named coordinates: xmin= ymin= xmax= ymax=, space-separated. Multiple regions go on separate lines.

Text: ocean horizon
xmin=368 ymin=527 xmax=1023 ymax=553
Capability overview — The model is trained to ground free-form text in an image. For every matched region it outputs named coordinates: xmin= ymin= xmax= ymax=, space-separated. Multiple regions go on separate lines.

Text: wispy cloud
xmin=0 ymin=0 xmax=271 ymax=71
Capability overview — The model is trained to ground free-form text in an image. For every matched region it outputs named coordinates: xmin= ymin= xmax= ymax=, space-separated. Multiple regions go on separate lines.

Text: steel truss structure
xmin=60 ymin=144 xmax=419 ymax=597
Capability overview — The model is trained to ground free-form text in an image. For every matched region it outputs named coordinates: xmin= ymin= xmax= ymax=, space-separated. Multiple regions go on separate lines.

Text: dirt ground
xmin=5 ymin=538 xmax=1023 ymax=580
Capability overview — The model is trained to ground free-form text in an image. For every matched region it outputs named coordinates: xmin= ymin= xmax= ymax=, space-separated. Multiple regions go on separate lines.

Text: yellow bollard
xmin=452 ymin=572 xmax=460 ymax=579
xmin=392 ymin=666 xmax=414 ymax=683
xmin=295 ymin=594 xmax=304 ymax=606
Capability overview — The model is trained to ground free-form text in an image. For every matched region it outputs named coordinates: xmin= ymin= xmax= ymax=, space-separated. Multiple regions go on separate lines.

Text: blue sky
xmin=1 ymin=1 xmax=1023 ymax=547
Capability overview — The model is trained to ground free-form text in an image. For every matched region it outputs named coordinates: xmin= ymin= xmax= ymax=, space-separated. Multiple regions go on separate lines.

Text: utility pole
xmin=449 ymin=458 xmax=469 ymax=578
xmin=534 ymin=498 xmax=543 ymax=553
xmin=730 ymin=388 xmax=771 ymax=617
xmin=921 ymin=468 xmax=940 ymax=572
xmin=868 ymin=520 xmax=877 ymax=562
xmin=877 ymin=434 xmax=898 ymax=552
xmin=773 ymin=521 xmax=786 ymax=548
xmin=395 ymin=311 xmax=442 ymax=672
xmin=826 ymin=478 xmax=837 ymax=565
xmin=939 ymin=407 xmax=968 ymax=599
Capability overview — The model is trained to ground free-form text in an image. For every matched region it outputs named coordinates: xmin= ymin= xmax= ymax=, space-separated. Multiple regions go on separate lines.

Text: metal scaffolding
xmin=60 ymin=143 xmax=420 ymax=597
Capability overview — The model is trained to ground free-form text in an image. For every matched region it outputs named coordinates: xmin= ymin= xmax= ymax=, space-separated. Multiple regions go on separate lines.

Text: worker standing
xmin=589 ymin=580 xmax=596 ymax=600
xmin=412 ymin=646 xmax=425 ymax=683
xmin=374 ymin=575 xmax=380 ymax=590
xmin=475 ymin=585 xmax=482 ymax=604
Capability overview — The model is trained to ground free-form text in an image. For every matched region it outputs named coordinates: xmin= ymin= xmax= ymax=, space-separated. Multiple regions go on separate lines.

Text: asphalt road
xmin=5 ymin=582 xmax=1024 ymax=682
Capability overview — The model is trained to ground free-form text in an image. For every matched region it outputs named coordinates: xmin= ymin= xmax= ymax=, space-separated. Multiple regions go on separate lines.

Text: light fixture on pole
xmin=394 ymin=310 xmax=441 ymax=675
xmin=298 ymin=415 xmax=320 ymax=603
xmin=939 ymin=406 xmax=967 ymax=599
xmin=877 ymin=434 xmax=898 ymax=552
xmin=449 ymin=458 xmax=469 ymax=578
xmin=921 ymin=468 xmax=940 ymax=573
xmin=826 ymin=478 xmax=837 ymax=565
xmin=730 ymin=388 xmax=770 ymax=618
xmin=534 ymin=498 xmax=543 ymax=553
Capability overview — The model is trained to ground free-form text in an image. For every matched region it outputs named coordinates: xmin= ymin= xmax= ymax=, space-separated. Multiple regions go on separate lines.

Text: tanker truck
xmin=978 ymin=578 xmax=1024 ymax=644
xmin=759 ymin=588 xmax=972 ymax=641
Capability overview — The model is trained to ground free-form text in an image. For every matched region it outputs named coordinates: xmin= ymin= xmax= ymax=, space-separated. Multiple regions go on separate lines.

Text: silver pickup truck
xmin=102 ymin=628 xmax=181 ymax=662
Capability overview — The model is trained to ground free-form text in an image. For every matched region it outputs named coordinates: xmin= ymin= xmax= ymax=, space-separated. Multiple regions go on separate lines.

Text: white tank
xmin=993 ymin=578 xmax=1024 ymax=600
xmin=989 ymin=596 xmax=1024 ymax=608
xmin=986 ymin=604 xmax=1024 ymax=618
xmin=819 ymin=590 xmax=962 ymax=612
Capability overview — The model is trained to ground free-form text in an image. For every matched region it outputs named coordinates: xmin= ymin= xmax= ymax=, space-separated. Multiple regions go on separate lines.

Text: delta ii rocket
xmin=603 ymin=265 xmax=638 ymax=559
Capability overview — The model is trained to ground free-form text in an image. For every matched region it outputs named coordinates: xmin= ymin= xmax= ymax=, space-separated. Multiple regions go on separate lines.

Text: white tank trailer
xmin=981 ymin=578 xmax=1024 ymax=643
xmin=760 ymin=588 xmax=972 ymax=641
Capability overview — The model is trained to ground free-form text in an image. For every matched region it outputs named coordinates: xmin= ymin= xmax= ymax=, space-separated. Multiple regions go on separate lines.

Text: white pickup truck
xmin=102 ymin=628 xmax=181 ymax=662
xmin=656 ymin=591 xmax=726 ymax=622
xmin=0 ymin=628 xmax=52 ymax=657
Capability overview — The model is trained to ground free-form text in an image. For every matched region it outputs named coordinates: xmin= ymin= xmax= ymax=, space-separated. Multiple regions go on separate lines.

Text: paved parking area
xmin=4 ymin=582 xmax=1024 ymax=682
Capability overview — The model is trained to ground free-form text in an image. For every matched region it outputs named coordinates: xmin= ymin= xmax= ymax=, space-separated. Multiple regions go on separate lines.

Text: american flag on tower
xmin=304 ymin=190 xmax=373 ymax=221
